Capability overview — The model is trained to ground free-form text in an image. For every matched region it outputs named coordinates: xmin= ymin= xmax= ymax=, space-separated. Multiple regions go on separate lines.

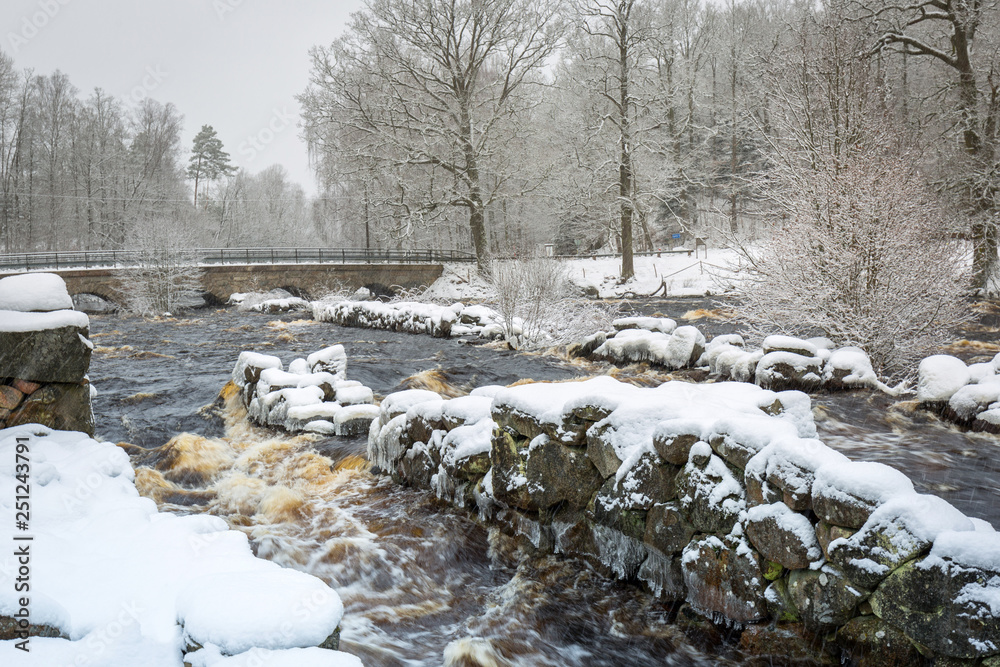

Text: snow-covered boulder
xmin=762 ymin=335 xmax=820 ymax=358
xmin=0 ymin=273 xmax=94 ymax=434
xmin=334 ymin=404 xmax=380 ymax=436
xmin=612 ymin=316 xmax=677 ymax=334
xmin=755 ymin=352 xmax=823 ymax=391
xmin=870 ymin=530 xmax=1000 ymax=659
xmin=307 ymin=345 xmax=347 ymax=380
xmin=811 ymin=460 xmax=916 ymax=530
xmin=744 ymin=502 xmax=822 ymax=570
xmin=917 ymin=355 xmax=970 ymax=403
xmin=948 ymin=382 xmax=1000 ymax=421
xmin=250 ymin=297 xmax=311 ymax=313
xmin=823 ymin=346 xmax=878 ymax=389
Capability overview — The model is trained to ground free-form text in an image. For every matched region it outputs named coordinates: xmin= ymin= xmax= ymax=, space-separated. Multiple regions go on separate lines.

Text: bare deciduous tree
xmin=861 ymin=0 xmax=1000 ymax=288
xmin=299 ymin=0 xmax=564 ymax=269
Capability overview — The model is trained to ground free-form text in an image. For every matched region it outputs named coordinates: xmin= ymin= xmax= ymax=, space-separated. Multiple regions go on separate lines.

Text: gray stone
xmin=447 ymin=450 xmax=491 ymax=480
xmin=524 ymin=435 xmax=603 ymax=511
xmin=870 ymin=557 xmax=1000 ymax=659
xmin=681 ymin=534 xmax=768 ymax=623
xmin=744 ymin=502 xmax=823 ymax=570
xmin=0 ymin=325 xmax=92 ymax=383
xmin=813 ymin=484 xmax=881 ymax=530
xmin=644 ymin=502 xmax=696 ymax=555
xmin=571 ymin=402 xmax=613 ymax=423
xmin=764 ymin=578 xmax=800 ymax=623
xmin=617 ymin=451 xmax=678 ymax=504
xmin=591 ymin=478 xmax=648 ymax=541
xmin=400 ymin=445 xmax=437 ymax=489
xmin=406 ymin=414 xmax=443 ymax=447
xmin=746 ymin=442 xmax=834 ymax=513
xmin=745 ymin=470 xmax=783 ymax=508
xmin=709 ymin=431 xmax=768 ymax=471
xmin=567 ymin=331 xmax=607 ymax=359
xmin=676 ymin=452 xmax=744 ymax=535
xmin=787 ymin=565 xmax=868 ymax=630
xmin=652 ymin=431 xmax=701 ymax=466
xmin=318 ymin=627 xmax=341 ymax=651
xmin=586 ymin=432 xmax=623 ymax=478
xmin=7 ymin=382 xmax=94 ymax=436
xmin=489 ymin=427 xmax=533 ymax=510
xmin=835 ymin=616 xmax=925 ymax=667
xmin=492 ymin=407 xmax=545 ymax=441
xmin=548 ymin=412 xmax=590 ymax=446
xmin=814 ymin=522 xmax=854 ymax=560
xmin=828 ymin=515 xmax=931 ymax=590
xmin=755 ymin=352 xmax=823 ymax=391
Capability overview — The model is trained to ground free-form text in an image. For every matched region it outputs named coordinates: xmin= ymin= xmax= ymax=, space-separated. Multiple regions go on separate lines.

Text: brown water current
xmin=86 ymin=306 xmax=1000 ymax=666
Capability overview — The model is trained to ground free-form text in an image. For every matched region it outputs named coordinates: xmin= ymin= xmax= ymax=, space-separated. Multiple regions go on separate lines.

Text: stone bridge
xmin=0 ymin=263 xmax=446 ymax=305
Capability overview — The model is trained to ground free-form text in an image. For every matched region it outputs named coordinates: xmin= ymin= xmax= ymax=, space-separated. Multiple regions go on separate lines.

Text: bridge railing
xmin=0 ymin=247 xmax=477 ymax=272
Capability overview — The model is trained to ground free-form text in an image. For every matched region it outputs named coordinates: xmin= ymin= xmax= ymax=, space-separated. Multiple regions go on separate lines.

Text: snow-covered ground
xmin=421 ymin=250 xmax=740 ymax=302
xmin=0 ymin=426 xmax=359 ymax=666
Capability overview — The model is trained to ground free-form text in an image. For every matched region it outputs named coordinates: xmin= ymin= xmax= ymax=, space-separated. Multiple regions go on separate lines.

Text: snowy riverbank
xmin=420 ymin=250 xmax=741 ymax=301
xmin=0 ymin=425 xmax=360 ymax=666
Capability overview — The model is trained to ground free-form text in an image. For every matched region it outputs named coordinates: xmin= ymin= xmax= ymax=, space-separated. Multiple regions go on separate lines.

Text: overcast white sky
xmin=2 ymin=0 xmax=367 ymax=196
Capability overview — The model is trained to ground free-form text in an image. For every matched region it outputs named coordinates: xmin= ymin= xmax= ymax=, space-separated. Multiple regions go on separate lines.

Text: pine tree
xmin=187 ymin=125 xmax=234 ymax=208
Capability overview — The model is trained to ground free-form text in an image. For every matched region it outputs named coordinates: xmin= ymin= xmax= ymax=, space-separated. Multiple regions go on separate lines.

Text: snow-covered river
xmin=86 ymin=306 xmax=1000 ymax=666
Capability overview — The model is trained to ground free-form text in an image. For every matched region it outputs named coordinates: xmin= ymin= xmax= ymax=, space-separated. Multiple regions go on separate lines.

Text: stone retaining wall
xmin=369 ymin=378 xmax=1000 ymax=666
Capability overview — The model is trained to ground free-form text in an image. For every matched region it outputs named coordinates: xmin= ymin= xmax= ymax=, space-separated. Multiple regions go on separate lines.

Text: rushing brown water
xmin=88 ymin=305 xmax=1000 ymax=666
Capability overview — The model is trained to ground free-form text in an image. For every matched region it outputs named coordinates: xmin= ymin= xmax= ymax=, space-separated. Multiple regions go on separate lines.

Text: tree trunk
xmin=460 ymin=105 xmax=490 ymax=272
xmin=972 ymin=217 xmax=999 ymax=289
xmin=619 ymin=15 xmax=634 ymax=281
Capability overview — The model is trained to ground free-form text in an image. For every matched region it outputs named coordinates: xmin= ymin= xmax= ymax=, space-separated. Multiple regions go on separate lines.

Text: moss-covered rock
xmin=489 ymin=427 xmax=533 ymax=509
xmin=828 ymin=516 xmax=931 ymax=590
xmin=870 ymin=556 xmax=1000 ymax=659
xmin=787 ymin=565 xmax=868 ymax=630
xmin=764 ymin=578 xmax=800 ymax=623
xmin=524 ymin=435 xmax=603 ymax=511
xmin=835 ymin=616 xmax=927 ymax=667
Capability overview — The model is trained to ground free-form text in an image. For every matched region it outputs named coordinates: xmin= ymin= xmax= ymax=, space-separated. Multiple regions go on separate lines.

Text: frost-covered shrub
xmin=732 ymin=150 xmax=969 ymax=379
xmin=115 ymin=218 xmax=204 ymax=316
xmin=486 ymin=258 xmax=616 ymax=349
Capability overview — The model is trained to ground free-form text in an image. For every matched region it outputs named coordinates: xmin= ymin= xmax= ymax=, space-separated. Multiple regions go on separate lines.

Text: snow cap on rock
xmin=0 ymin=272 xmax=74 ymax=312
xmin=917 ymin=355 xmax=970 ymax=403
